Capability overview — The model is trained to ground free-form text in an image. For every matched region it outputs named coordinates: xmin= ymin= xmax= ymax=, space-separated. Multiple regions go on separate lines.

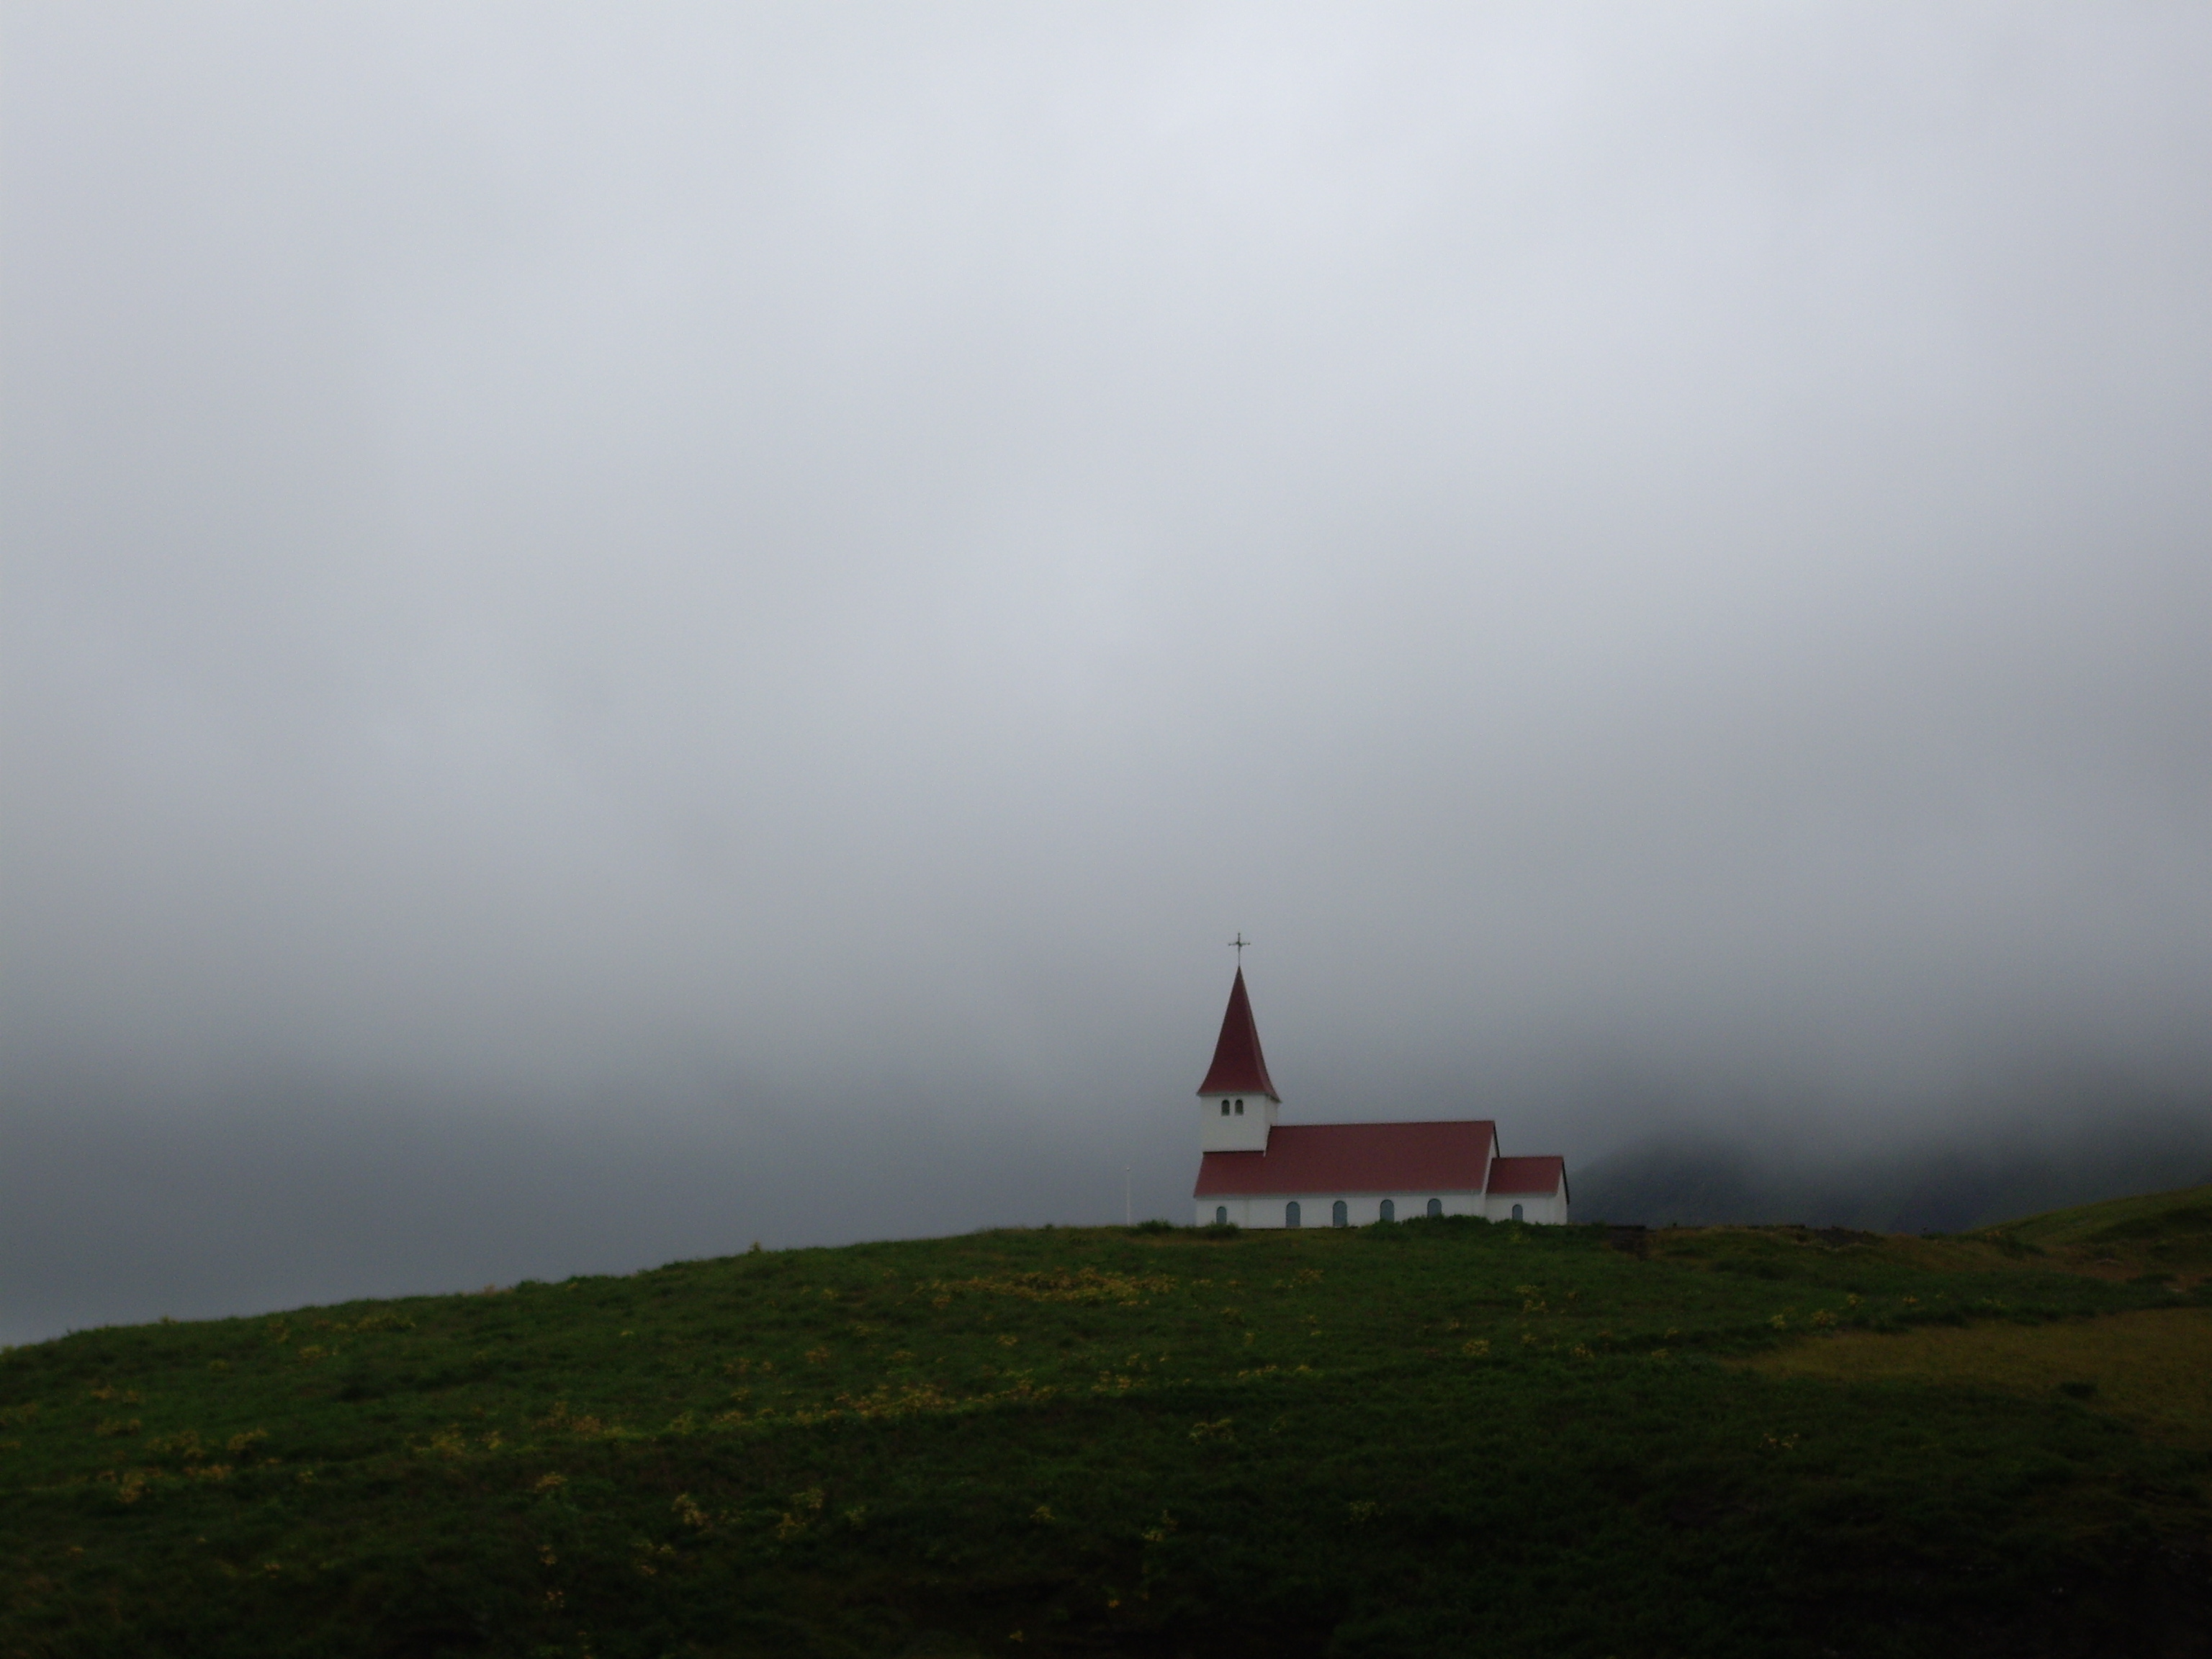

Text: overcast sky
xmin=5 ymin=4 xmax=2208 ymax=1343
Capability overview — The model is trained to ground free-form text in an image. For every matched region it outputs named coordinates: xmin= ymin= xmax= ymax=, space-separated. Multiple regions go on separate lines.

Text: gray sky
xmin=5 ymin=4 xmax=2208 ymax=1343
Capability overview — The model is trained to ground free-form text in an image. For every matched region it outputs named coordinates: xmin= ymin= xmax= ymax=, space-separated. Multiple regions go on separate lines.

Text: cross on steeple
xmin=1228 ymin=932 xmax=1250 ymax=966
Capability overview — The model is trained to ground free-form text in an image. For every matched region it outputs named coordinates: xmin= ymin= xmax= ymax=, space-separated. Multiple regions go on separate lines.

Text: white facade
xmin=1197 ymin=1191 xmax=1484 ymax=1228
xmin=1485 ymin=1188 xmax=1570 ymax=1226
xmin=1196 ymin=1184 xmax=1569 ymax=1228
xmin=1198 ymin=1091 xmax=1277 ymax=1153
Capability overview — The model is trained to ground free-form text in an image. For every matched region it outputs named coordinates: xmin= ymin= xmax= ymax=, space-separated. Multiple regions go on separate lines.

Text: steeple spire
xmin=1197 ymin=967 xmax=1280 ymax=1100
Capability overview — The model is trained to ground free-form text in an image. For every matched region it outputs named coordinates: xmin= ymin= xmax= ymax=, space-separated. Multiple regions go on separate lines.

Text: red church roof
xmin=1196 ymin=968 xmax=1279 ymax=1100
xmin=1485 ymin=1155 xmax=1567 ymax=1197
xmin=1193 ymin=1121 xmax=1497 ymax=1196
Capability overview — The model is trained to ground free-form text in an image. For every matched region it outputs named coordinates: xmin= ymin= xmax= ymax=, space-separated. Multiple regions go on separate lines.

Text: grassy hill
xmin=1979 ymin=1182 xmax=2212 ymax=1278
xmin=4 ymin=1197 xmax=2211 ymax=1658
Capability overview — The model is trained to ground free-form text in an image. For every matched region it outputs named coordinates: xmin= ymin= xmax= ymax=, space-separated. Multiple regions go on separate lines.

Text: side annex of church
xmin=1190 ymin=968 xmax=1570 ymax=1228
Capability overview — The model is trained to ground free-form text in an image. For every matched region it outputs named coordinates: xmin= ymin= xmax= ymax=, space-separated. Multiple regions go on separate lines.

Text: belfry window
xmin=1219 ymin=1100 xmax=1229 ymax=1115
xmin=1234 ymin=1099 xmax=1244 ymax=1114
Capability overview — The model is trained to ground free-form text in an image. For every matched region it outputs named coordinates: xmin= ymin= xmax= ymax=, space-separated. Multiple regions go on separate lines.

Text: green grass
xmin=1979 ymin=1182 xmax=2212 ymax=1280
xmin=5 ymin=1207 xmax=2211 ymax=1658
xmin=1749 ymin=1306 xmax=2212 ymax=1449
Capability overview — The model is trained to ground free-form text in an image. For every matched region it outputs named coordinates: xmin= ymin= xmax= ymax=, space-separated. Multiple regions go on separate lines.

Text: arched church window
xmin=1331 ymin=1200 xmax=1348 ymax=1228
xmin=1511 ymin=1203 xmax=1524 ymax=1223
xmin=1285 ymin=1201 xmax=1301 ymax=1228
xmin=1220 ymin=1100 xmax=1229 ymax=1115
xmin=1426 ymin=1197 xmax=1443 ymax=1219
xmin=1234 ymin=1099 xmax=1244 ymax=1114
xmin=1215 ymin=1205 xmax=1228 ymax=1225
xmin=1379 ymin=1199 xmax=1395 ymax=1223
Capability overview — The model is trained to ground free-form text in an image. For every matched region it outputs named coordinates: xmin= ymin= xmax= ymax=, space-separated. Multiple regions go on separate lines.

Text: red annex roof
xmin=1196 ymin=968 xmax=1280 ymax=1100
xmin=1193 ymin=1121 xmax=1497 ymax=1197
xmin=1485 ymin=1155 xmax=1567 ymax=1197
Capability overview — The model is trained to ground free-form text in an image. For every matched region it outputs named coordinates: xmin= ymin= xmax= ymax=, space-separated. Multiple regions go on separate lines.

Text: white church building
xmin=1190 ymin=968 xmax=1569 ymax=1228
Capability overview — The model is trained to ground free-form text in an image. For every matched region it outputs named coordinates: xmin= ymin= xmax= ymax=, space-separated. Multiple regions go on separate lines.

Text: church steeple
xmin=1198 ymin=967 xmax=1279 ymax=1100
xmin=1197 ymin=966 xmax=1279 ymax=1153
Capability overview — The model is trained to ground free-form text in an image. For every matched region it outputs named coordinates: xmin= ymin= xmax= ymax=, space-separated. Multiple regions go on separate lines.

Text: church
xmin=1190 ymin=967 xmax=1570 ymax=1228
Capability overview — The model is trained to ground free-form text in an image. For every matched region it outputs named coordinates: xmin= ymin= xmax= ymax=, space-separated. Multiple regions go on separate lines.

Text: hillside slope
xmin=4 ymin=1209 xmax=2211 ymax=1658
xmin=1981 ymin=1182 xmax=2212 ymax=1280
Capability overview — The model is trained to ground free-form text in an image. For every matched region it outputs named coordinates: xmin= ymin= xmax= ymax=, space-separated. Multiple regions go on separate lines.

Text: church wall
xmin=1194 ymin=1191 xmax=1495 ymax=1228
xmin=1197 ymin=1094 xmax=1276 ymax=1153
xmin=1482 ymin=1189 xmax=1570 ymax=1226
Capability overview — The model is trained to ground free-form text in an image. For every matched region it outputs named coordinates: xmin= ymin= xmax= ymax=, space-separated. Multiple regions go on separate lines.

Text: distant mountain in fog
xmin=1573 ymin=1106 xmax=2212 ymax=1233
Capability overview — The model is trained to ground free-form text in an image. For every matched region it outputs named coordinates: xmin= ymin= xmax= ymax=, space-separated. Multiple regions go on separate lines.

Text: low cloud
xmin=4 ymin=5 xmax=2208 ymax=1340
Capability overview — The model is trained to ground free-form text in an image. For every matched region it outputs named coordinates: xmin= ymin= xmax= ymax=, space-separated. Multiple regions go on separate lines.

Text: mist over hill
xmin=6 ymin=4 xmax=2210 ymax=1385
xmin=1573 ymin=1102 xmax=2212 ymax=1233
